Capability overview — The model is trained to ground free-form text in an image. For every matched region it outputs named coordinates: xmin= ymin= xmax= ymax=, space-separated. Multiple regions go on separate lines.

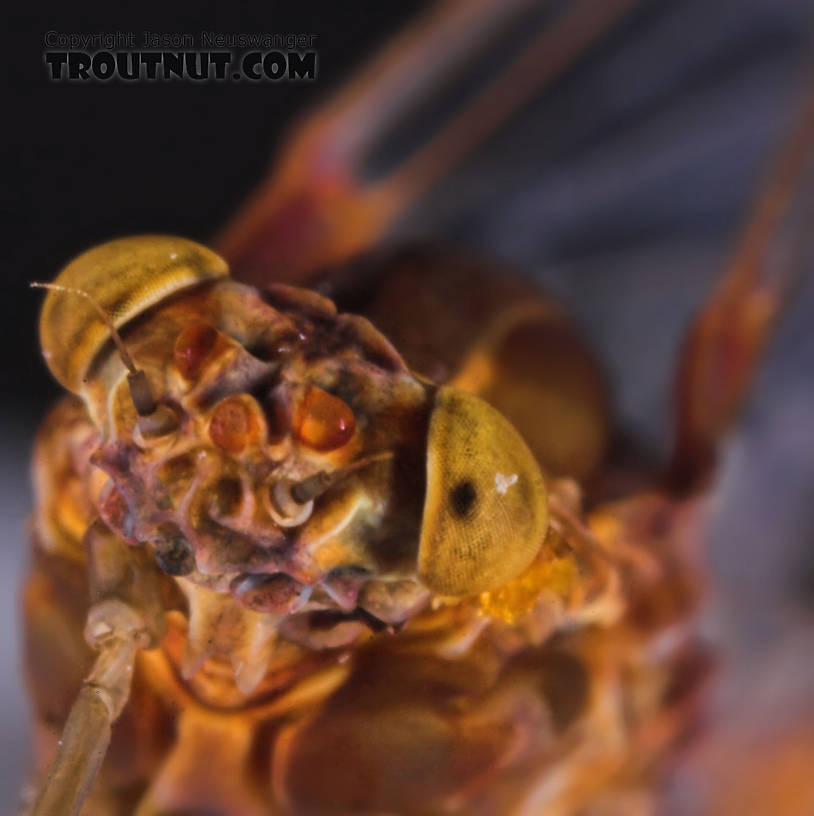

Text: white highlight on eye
xmin=169 ymin=252 xmax=178 ymax=260
xmin=494 ymin=472 xmax=518 ymax=495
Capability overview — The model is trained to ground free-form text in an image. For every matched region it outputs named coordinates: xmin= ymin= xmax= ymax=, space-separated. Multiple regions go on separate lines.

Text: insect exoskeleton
xmin=35 ymin=235 xmax=550 ymax=626
xmin=38 ymin=235 xmax=229 ymax=394
xmin=419 ymin=385 xmax=548 ymax=595
xmin=29 ymin=235 xmax=557 ymax=813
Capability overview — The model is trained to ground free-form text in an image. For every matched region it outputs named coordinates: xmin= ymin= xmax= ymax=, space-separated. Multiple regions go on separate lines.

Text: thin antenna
xmin=31 ymin=282 xmax=156 ymax=416
xmin=289 ymin=451 xmax=394 ymax=504
xmin=32 ymin=282 xmax=138 ymax=373
xmin=270 ymin=451 xmax=394 ymax=525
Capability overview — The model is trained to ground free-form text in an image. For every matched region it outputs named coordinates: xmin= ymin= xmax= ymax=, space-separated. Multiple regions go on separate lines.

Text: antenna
xmin=32 ymin=282 xmax=157 ymax=416
xmin=290 ymin=450 xmax=395 ymax=504
xmin=271 ymin=450 xmax=394 ymax=525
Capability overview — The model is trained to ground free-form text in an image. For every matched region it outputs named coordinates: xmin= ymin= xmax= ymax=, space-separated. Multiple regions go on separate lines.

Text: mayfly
xmin=22 ymin=2 xmax=814 ymax=814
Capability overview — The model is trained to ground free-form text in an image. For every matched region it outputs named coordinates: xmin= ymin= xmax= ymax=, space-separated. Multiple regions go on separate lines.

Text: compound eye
xmin=418 ymin=386 xmax=548 ymax=596
xmin=38 ymin=235 xmax=228 ymax=394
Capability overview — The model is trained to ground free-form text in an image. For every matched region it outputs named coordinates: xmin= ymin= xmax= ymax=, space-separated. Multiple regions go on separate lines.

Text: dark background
xmin=5 ymin=0 xmax=814 ymax=810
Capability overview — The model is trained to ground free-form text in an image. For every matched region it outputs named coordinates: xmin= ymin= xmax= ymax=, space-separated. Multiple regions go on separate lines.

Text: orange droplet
xmin=209 ymin=396 xmax=255 ymax=454
xmin=294 ymin=386 xmax=355 ymax=451
xmin=174 ymin=323 xmax=218 ymax=380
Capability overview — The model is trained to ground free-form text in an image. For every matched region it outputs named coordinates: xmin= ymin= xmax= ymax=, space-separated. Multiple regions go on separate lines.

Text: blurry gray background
xmin=4 ymin=0 xmax=814 ymax=811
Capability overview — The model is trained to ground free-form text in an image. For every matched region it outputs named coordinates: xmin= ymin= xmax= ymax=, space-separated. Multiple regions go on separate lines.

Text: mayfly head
xmin=33 ymin=236 xmax=548 ymax=659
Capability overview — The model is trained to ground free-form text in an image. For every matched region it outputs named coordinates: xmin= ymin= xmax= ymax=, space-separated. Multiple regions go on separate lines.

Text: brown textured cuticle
xmin=231 ymin=572 xmax=305 ymax=614
xmin=153 ymin=523 xmax=195 ymax=576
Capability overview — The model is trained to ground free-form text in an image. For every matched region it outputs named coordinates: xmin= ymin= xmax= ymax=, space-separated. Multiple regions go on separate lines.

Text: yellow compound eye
xmin=39 ymin=235 xmax=228 ymax=393
xmin=418 ymin=386 xmax=548 ymax=596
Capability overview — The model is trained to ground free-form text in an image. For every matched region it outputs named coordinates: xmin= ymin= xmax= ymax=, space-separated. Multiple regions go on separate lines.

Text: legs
xmin=27 ymin=523 xmax=166 ymax=816
xmin=669 ymin=84 xmax=814 ymax=488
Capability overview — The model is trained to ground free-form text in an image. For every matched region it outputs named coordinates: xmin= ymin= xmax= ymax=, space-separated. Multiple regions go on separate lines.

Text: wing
xmin=216 ymin=4 xmax=814 ymax=813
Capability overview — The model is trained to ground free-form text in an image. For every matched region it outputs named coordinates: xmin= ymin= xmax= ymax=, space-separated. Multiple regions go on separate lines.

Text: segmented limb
xmin=215 ymin=0 xmax=642 ymax=286
xmin=30 ymin=522 xmax=165 ymax=816
xmin=670 ymin=78 xmax=814 ymax=488
xmin=30 ymin=608 xmax=149 ymax=816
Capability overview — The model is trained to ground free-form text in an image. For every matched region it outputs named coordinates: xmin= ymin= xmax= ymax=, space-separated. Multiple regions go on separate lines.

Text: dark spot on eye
xmin=450 ymin=480 xmax=477 ymax=517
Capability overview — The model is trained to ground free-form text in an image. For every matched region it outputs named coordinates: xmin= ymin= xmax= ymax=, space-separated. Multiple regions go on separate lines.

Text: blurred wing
xmin=218 ymin=3 xmax=814 ymax=812
xmin=214 ymin=0 xmax=642 ymax=285
xmin=216 ymin=0 xmax=814 ymax=458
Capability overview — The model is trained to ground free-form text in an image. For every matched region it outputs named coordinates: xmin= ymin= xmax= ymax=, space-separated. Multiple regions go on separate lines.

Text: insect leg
xmin=30 ymin=522 xmax=165 ymax=816
xmin=669 ymin=79 xmax=814 ymax=489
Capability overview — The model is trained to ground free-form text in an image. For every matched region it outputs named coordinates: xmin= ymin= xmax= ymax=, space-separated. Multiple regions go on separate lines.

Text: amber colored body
xmin=26 ymin=2 xmax=814 ymax=809
xmin=25 ymin=250 xmax=705 ymax=815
